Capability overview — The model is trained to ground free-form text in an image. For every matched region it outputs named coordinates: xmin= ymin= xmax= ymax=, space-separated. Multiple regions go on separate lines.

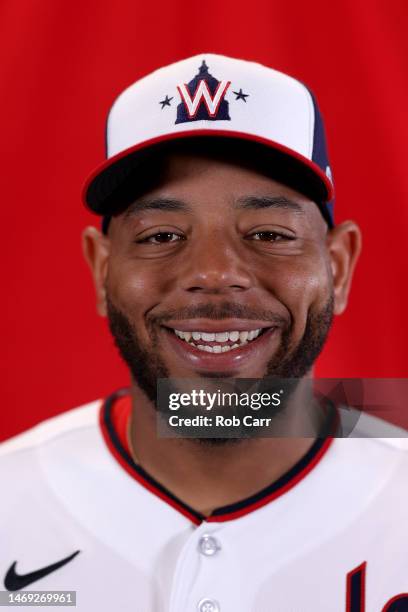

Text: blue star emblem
xmin=233 ymin=89 xmax=249 ymax=102
xmin=159 ymin=95 xmax=173 ymax=109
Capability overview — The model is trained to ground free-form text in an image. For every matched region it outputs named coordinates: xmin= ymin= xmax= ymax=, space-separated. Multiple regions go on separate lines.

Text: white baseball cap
xmin=83 ymin=53 xmax=335 ymax=227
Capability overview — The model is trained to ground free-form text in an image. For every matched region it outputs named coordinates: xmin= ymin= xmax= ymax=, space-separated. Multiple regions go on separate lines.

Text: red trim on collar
xmin=99 ymin=391 xmax=335 ymax=525
xmin=99 ymin=394 xmax=202 ymax=524
xmin=110 ymin=394 xmax=132 ymax=454
xmin=207 ymin=436 xmax=333 ymax=522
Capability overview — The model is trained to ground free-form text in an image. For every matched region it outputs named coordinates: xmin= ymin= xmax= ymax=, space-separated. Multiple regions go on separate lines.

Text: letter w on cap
xmin=177 ymin=80 xmax=231 ymax=119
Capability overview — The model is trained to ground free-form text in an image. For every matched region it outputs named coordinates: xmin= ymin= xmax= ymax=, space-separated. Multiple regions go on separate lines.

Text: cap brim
xmin=83 ymin=129 xmax=334 ymax=216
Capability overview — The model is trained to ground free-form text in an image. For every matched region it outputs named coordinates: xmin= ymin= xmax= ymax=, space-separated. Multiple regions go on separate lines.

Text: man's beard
xmin=106 ymin=295 xmax=334 ymax=418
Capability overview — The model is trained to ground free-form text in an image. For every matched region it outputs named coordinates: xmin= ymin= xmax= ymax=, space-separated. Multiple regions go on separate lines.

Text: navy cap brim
xmin=83 ymin=129 xmax=334 ymax=223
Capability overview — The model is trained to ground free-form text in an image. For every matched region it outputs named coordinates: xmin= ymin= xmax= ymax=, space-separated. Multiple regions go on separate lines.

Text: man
xmin=1 ymin=54 xmax=407 ymax=611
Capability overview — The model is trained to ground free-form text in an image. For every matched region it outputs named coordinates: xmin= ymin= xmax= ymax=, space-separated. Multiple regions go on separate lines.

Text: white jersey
xmin=1 ymin=390 xmax=408 ymax=612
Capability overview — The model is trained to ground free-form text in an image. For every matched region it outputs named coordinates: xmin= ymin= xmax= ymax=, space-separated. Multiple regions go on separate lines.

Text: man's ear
xmin=82 ymin=226 xmax=110 ymax=316
xmin=326 ymin=221 xmax=362 ymax=315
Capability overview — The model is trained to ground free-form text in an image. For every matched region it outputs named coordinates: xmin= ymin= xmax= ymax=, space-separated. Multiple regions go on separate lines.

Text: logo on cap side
xmin=175 ymin=60 xmax=231 ymax=124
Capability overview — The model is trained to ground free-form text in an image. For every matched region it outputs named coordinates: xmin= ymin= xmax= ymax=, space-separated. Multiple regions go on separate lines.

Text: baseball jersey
xmin=1 ymin=389 xmax=407 ymax=612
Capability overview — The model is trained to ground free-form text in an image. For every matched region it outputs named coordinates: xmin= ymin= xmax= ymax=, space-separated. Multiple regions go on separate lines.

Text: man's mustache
xmin=148 ymin=301 xmax=289 ymax=327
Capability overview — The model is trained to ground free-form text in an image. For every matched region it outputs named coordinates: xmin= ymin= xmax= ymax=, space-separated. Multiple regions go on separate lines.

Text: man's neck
xmin=128 ymin=380 xmax=326 ymax=517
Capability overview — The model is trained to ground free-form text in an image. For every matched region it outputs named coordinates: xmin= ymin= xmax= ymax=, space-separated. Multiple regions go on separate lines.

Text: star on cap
xmin=159 ymin=95 xmax=173 ymax=109
xmin=233 ymin=88 xmax=249 ymax=102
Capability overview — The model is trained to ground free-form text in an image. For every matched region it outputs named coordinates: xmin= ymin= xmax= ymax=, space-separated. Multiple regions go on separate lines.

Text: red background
xmin=1 ymin=0 xmax=407 ymax=441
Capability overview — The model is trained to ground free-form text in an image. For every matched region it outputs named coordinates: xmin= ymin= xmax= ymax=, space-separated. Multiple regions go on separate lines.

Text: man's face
xmin=99 ymin=150 xmax=338 ymax=402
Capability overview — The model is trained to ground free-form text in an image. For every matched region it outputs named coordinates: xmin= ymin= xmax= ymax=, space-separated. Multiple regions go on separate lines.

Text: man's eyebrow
xmin=234 ymin=195 xmax=306 ymax=214
xmin=122 ymin=195 xmax=305 ymax=219
xmin=124 ymin=197 xmax=192 ymax=218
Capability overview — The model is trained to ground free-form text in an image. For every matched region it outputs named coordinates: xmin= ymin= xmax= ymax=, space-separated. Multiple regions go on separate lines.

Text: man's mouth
xmin=170 ymin=327 xmax=267 ymax=353
xmin=160 ymin=320 xmax=279 ymax=373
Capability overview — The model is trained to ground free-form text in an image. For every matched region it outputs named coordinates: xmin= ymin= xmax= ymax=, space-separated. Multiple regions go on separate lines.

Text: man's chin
xmin=161 ymin=364 xmax=272 ymax=380
xmin=188 ymin=437 xmax=248 ymax=448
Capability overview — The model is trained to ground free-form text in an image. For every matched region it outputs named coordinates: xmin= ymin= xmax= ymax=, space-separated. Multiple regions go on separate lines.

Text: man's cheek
xmin=277 ymin=269 xmax=327 ymax=333
xmin=107 ymin=263 xmax=160 ymax=307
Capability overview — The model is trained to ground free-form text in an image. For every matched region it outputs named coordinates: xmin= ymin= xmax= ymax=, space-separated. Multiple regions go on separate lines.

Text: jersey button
xmin=198 ymin=534 xmax=221 ymax=556
xmin=197 ymin=598 xmax=220 ymax=612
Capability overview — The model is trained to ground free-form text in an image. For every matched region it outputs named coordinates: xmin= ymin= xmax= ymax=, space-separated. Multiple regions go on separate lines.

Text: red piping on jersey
xmin=99 ymin=394 xmax=203 ymax=525
xmin=99 ymin=390 xmax=335 ymax=525
xmin=110 ymin=394 xmax=132 ymax=454
xmin=207 ymin=435 xmax=333 ymax=522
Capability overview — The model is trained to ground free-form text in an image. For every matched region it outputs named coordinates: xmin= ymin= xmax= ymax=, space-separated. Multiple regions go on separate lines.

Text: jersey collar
xmin=99 ymin=389 xmax=336 ymax=525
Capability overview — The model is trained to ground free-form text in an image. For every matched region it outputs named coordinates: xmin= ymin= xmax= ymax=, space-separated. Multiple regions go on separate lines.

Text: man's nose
xmin=179 ymin=231 xmax=253 ymax=294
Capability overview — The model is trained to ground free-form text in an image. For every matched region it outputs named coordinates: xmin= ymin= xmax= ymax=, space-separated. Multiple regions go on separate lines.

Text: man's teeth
xmin=173 ymin=328 xmax=263 ymax=352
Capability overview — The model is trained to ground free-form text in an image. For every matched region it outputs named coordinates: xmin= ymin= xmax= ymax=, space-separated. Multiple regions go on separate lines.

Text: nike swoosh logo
xmin=4 ymin=550 xmax=81 ymax=591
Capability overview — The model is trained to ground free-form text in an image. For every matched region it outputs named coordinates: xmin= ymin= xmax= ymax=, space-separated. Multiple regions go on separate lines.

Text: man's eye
xmin=249 ymin=231 xmax=294 ymax=242
xmin=138 ymin=232 xmax=185 ymax=245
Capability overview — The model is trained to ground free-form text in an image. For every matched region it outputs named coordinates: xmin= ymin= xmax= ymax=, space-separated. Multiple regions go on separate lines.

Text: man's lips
xmin=161 ymin=323 xmax=279 ymax=372
xmin=163 ymin=319 xmax=273 ymax=333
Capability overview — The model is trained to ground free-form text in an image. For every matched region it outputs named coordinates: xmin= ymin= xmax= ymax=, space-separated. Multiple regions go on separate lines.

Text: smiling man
xmin=1 ymin=54 xmax=408 ymax=612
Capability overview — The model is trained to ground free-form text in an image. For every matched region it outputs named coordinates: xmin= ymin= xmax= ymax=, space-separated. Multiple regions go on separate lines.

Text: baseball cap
xmin=83 ymin=53 xmax=335 ymax=229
